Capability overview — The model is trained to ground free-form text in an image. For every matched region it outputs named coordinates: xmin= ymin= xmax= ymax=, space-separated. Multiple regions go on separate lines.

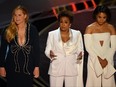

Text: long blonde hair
xmin=5 ymin=5 xmax=29 ymax=43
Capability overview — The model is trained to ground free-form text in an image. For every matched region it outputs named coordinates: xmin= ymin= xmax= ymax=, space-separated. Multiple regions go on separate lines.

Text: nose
xmin=62 ymin=23 xmax=66 ymax=26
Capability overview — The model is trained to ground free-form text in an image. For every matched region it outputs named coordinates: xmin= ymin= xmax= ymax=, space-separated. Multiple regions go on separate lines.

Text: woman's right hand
xmin=0 ymin=67 xmax=6 ymax=77
xmin=50 ymin=50 xmax=57 ymax=62
xmin=77 ymin=52 xmax=82 ymax=60
xmin=98 ymin=56 xmax=108 ymax=69
xmin=50 ymin=50 xmax=57 ymax=58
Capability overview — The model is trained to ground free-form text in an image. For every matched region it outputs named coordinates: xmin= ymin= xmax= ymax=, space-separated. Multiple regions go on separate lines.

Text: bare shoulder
xmin=108 ymin=24 xmax=116 ymax=35
xmin=84 ymin=23 xmax=95 ymax=34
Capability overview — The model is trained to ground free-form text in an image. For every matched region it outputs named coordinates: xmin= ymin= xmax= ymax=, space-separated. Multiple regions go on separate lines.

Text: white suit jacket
xmin=45 ymin=28 xmax=84 ymax=76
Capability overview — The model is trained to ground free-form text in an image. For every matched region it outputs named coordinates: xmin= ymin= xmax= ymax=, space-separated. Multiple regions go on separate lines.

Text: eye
xmin=60 ymin=21 xmax=63 ymax=23
xmin=103 ymin=16 xmax=107 ymax=19
xmin=98 ymin=16 xmax=101 ymax=18
xmin=18 ymin=14 xmax=21 ymax=16
xmin=65 ymin=21 xmax=68 ymax=23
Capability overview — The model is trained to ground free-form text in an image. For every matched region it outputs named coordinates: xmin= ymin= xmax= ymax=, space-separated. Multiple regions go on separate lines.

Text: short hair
xmin=58 ymin=10 xmax=74 ymax=23
xmin=93 ymin=5 xmax=111 ymax=22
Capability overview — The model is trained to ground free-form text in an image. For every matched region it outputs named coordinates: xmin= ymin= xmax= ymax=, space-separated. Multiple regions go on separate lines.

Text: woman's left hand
xmin=33 ymin=67 xmax=39 ymax=78
xmin=77 ymin=52 xmax=82 ymax=60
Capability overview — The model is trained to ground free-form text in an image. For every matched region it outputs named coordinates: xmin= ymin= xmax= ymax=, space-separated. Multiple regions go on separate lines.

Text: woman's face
xmin=13 ymin=9 xmax=27 ymax=25
xmin=59 ymin=16 xmax=71 ymax=31
xmin=96 ymin=12 xmax=107 ymax=25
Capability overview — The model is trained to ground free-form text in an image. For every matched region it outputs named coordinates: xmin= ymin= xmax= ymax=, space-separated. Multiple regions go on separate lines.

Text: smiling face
xmin=13 ymin=9 xmax=27 ymax=25
xmin=59 ymin=16 xmax=71 ymax=32
xmin=96 ymin=12 xmax=107 ymax=26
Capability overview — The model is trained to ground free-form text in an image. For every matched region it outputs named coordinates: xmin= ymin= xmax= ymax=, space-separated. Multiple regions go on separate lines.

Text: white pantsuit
xmin=50 ymin=75 xmax=77 ymax=87
xmin=45 ymin=28 xmax=84 ymax=87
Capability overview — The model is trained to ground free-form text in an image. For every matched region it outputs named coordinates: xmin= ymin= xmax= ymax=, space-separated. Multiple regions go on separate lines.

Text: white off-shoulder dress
xmin=84 ymin=33 xmax=116 ymax=87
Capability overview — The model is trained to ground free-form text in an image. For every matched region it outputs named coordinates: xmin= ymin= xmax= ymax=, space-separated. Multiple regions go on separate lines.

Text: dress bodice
xmin=91 ymin=33 xmax=112 ymax=59
xmin=92 ymin=33 xmax=110 ymax=49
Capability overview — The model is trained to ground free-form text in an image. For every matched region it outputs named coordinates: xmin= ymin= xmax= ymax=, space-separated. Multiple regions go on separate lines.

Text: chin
xmin=98 ymin=23 xmax=104 ymax=26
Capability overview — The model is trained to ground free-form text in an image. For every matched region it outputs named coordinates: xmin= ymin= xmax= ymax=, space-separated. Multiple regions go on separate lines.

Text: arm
xmin=45 ymin=32 xmax=57 ymax=60
xmin=100 ymin=25 xmax=116 ymax=69
xmin=0 ymin=29 xmax=8 ymax=77
xmin=84 ymin=26 xmax=99 ymax=63
xmin=75 ymin=31 xmax=84 ymax=87
xmin=84 ymin=34 xmax=103 ymax=76
xmin=84 ymin=27 xmax=103 ymax=76
xmin=110 ymin=35 xmax=116 ymax=52
xmin=110 ymin=25 xmax=116 ymax=52
xmin=102 ymin=25 xmax=116 ymax=59
xmin=76 ymin=32 xmax=84 ymax=61
xmin=31 ymin=25 xmax=40 ymax=78
xmin=32 ymin=25 xmax=40 ymax=67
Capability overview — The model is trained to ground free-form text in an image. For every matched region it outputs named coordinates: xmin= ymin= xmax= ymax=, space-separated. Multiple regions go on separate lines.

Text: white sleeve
xmin=103 ymin=35 xmax=116 ymax=59
xmin=77 ymin=32 xmax=84 ymax=57
xmin=45 ymin=32 xmax=53 ymax=59
xmin=103 ymin=35 xmax=116 ymax=78
xmin=84 ymin=34 xmax=103 ymax=77
xmin=76 ymin=32 xmax=84 ymax=87
xmin=111 ymin=35 xmax=116 ymax=52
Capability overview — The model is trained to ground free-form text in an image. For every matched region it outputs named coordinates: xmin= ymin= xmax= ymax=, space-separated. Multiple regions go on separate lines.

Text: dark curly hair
xmin=58 ymin=10 xmax=74 ymax=23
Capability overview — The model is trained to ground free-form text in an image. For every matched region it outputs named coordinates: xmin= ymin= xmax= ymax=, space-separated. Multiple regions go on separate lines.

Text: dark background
xmin=0 ymin=0 xmax=116 ymax=87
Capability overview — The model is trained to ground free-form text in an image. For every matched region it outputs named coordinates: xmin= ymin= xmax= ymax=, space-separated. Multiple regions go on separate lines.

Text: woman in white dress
xmin=45 ymin=10 xmax=84 ymax=87
xmin=84 ymin=5 xmax=116 ymax=87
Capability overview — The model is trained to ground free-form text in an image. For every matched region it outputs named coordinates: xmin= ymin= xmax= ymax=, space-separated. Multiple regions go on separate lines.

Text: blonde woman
xmin=0 ymin=5 xmax=40 ymax=87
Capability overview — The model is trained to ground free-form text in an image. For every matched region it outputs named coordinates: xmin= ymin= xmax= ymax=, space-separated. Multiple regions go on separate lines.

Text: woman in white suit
xmin=45 ymin=10 xmax=84 ymax=87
